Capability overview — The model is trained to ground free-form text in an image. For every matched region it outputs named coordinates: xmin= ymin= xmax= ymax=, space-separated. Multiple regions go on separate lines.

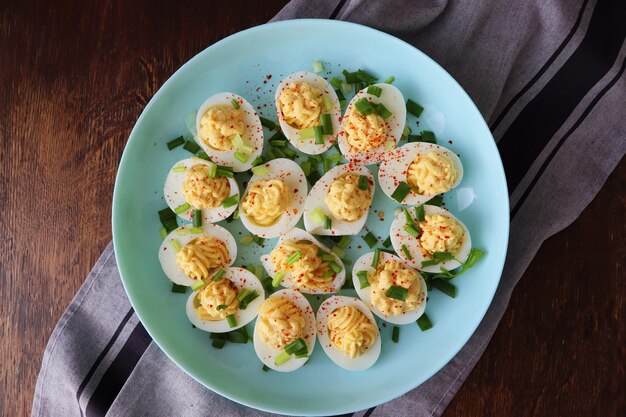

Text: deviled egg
xmin=260 ymin=228 xmax=346 ymax=294
xmin=378 ymin=142 xmax=463 ymax=205
xmin=239 ymin=158 xmax=306 ymax=238
xmin=253 ymin=289 xmax=316 ymax=372
xmin=158 ymin=223 xmax=237 ymax=286
xmin=195 ymin=92 xmax=263 ymax=172
xmin=316 ymin=296 xmax=381 ymax=371
xmin=303 ymin=163 xmax=374 ymax=236
xmin=275 ymin=71 xmax=342 ymax=155
xmin=164 ymin=157 xmax=240 ymax=223
xmin=389 ymin=205 xmax=471 ymax=273
xmin=185 ymin=267 xmax=265 ymax=333
xmin=337 ymin=83 xmax=406 ymax=165
xmin=352 ymin=251 xmax=427 ymax=325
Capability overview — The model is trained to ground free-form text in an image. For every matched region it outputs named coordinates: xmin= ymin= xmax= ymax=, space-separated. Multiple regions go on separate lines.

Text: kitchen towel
xmin=32 ymin=0 xmax=626 ymax=416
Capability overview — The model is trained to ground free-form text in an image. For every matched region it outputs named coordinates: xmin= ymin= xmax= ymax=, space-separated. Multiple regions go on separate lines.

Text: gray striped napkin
xmin=32 ymin=0 xmax=626 ymax=416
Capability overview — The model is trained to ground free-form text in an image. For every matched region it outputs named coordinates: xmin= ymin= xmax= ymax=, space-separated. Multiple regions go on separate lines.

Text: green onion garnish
xmin=172 ymin=166 xmax=186 ymax=173
xmin=192 ymin=209 xmax=202 ymax=227
xmin=175 ymin=227 xmax=189 ymax=236
xmin=357 ymin=271 xmax=370 ymax=289
xmin=175 ymin=202 xmax=191 ymax=214
xmin=335 ymin=88 xmax=346 ymax=102
xmin=403 ymin=225 xmax=420 ymax=238
xmin=231 ymin=133 xmax=244 ymax=149
xmin=300 ymin=160 xmax=312 ymax=176
xmin=171 ymin=283 xmax=187 ymax=293
xmin=269 ymin=139 xmax=287 ymax=147
xmin=294 ymin=349 xmax=309 ymax=359
xmin=262 ymin=364 xmax=270 ymax=372
xmin=392 ymin=326 xmax=400 ymax=343
xmin=363 ymin=231 xmax=378 ymax=248
xmin=406 ymin=99 xmax=424 ymax=117
xmin=431 ymin=279 xmax=457 ymax=298
xmin=245 ymin=264 xmax=256 ymax=274
xmin=238 ymin=290 xmax=260 ymax=309
xmin=421 ymin=130 xmax=436 ymax=143
xmin=382 ymin=236 xmax=392 ymax=248
xmin=417 ymin=313 xmax=433 ymax=331
xmin=254 ymin=265 xmax=264 ymax=280
xmin=231 ymin=98 xmax=240 ymax=109
xmin=282 ymin=147 xmax=297 ymax=159
xmin=234 ymin=150 xmax=250 ymax=163
xmin=286 ymin=251 xmax=302 ymax=265
xmin=171 ymin=239 xmax=182 ymax=252
xmin=226 ymin=327 xmax=249 ymax=343
xmin=327 ymin=154 xmax=343 ymax=164
xmin=309 ymin=207 xmax=325 ymax=224
xmin=215 ymin=165 xmax=234 ymax=178
xmin=322 ymin=158 xmax=330 ymax=172
xmin=167 ymin=136 xmax=185 ymax=150
xmin=159 ymin=227 xmax=168 ymax=240
xmin=342 ymin=69 xmax=359 ymax=83
xmin=337 ymin=236 xmax=351 ymax=249
xmin=251 ymin=155 xmax=265 ymax=166
xmin=329 ymin=262 xmax=342 ymax=274
xmin=222 ymin=195 xmax=239 ymax=208
xmin=371 ymin=248 xmax=381 ymax=268
xmin=226 ymin=314 xmax=237 ymax=328
xmin=161 ymin=217 xmax=178 ymax=233
xmin=158 ymin=207 xmax=176 ymax=221
xmin=331 ymin=246 xmax=345 ymax=258
xmin=299 ymin=127 xmax=316 ymax=140
xmin=384 ymin=76 xmax=395 ymax=84
xmin=251 ymin=164 xmax=269 ymax=177
xmin=240 ymin=235 xmax=254 ymax=245
xmin=401 ymin=244 xmax=413 ymax=260
xmin=367 ymin=85 xmax=383 ymax=97
xmin=373 ymin=103 xmax=392 ymax=119
xmin=313 ymin=126 xmax=324 ymax=145
xmin=216 ymin=304 xmax=228 ymax=311
xmin=312 ymin=60 xmax=324 ymax=73
xmin=189 ymin=227 xmax=202 ymax=234
xmin=330 ymin=77 xmax=343 ymax=89
xmin=252 ymin=235 xmax=264 ymax=246
xmin=323 ymin=96 xmax=333 ymax=111
xmin=211 ymin=337 xmax=226 ymax=349
xmin=385 ymin=285 xmax=408 ymax=301
xmin=232 ymin=210 xmax=240 ymax=220
xmin=320 ymin=253 xmax=336 ymax=262
xmin=272 ymin=271 xmax=285 ymax=287
xmin=207 ymin=163 xmax=217 ymax=178
xmin=323 ymin=215 xmax=332 ymax=229
xmin=402 ymin=125 xmax=411 ymax=139
xmin=341 ymin=275 xmax=354 ymax=290
xmin=421 ymin=251 xmax=456 ymax=267
xmin=259 ymin=117 xmax=276 ymax=130
xmin=391 ymin=182 xmax=411 ymax=203
xmin=320 ymin=114 xmax=333 ymax=135
xmin=269 ymin=130 xmax=287 ymax=142
xmin=236 ymin=289 xmax=251 ymax=302
xmin=307 ymin=170 xmax=321 ymax=184
xmin=284 ymin=338 xmax=307 ymax=355
xmin=322 ymin=271 xmax=332 ymax=279
xmin=274 ymin=351 xmax=291 ymax=366
xmin=407 ymin=134 xmax=421 ymax=143
xmin=183 ymin=140 xmax=201 ymax=154
xmin=358 ymin=175 xmax=369 ymax=190
xmin=213 ymin=269 xmax=225 ymax=281
xmin=356 ymin=69 xmax=377 ymax=84
xmin=196 ymin=151 xmax=211 ymax=161
xmin=415 ymin=205 xmax=425 ymax=222
xmin=354 ymin=98 xmax=374 ymax=116
xmin=429 ymin=194 xmax=444 ymax=206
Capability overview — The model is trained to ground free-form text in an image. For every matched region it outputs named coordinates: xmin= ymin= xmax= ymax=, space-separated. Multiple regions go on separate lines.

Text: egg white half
xmin=163 ymin=157 xmax=240 ymax=223
xmin=253 ymin=289 xmax=316 ymax=372
xmin=352 ymin=251 xmax=427 ymax=325
xmin=378 ymin=142 xmax=464 ymax=205
xmin=158 ymin=223 xmax=237 ymax=286
xmin=389 ymin=205 xmax=472 ymax=273
xmin=316 ymin=295 xmax=381 ymax=371
xmin=195 ymin=92 xmax=263 ymax=172
xmin=239 ymin=158 xmax=307 ymax=239
xmin=185 ymin=267 xmax=265 ymax=333
xmin=303 ymin=163 xmax=374 ymax=236
xmin=337 ymin=83 xmax=406 ymax=165
xmin=260 ymin=227 xmax=346 ymax=294
xmin=275 ymin=71 xmax=341 ymax=155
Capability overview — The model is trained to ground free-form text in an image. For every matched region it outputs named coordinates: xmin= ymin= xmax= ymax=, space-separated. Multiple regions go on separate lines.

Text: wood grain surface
xmin=0 ymin=1 xmax=623 ymax=416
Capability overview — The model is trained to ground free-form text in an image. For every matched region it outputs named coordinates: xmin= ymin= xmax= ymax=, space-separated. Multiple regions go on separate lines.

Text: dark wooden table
xmin=1 ymin=1 xmax=624 ymax=416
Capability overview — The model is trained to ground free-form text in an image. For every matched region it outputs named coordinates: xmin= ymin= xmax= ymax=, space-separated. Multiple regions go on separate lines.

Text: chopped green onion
xmin=171 ymin=239 xmax=182 ymax=253
xmin=417 ymin=313 xmax=433 ymax=331
xmin=363 ymin=231 xmax=378 ymax=248
xmin=259 ymin=117 xmax=276 ymax=130
xmin=407 ymin=134 xmax=421 ymax=143
xmin=196 ymin=151 xmax=211 ymax=161
xmin=236 ymin=289 xmax=251 ymax=302
xmin=329 ymin=262 xmax=342 ymax=274
xmin=320 ymin=253 xmax=336 ymax=262
xmin=386 ymin=285 xmax=408 ymax=301
xmin=391 ymin=181 xmax=411 ymax=203
xmin=232 ymin=209 xmax=240 ymax=220
xmin=421 ymin=130 xmax=436 ymax=143
xmin=175 ymin=202 xmax=191 ymax=214
xmin=191 ymin=279 xmax=206 ymax=291
xmin=274 ymin=351 xmax=291 ymax=366
xmin=322 ymin=158 xmax=331 ymax=172
xmin=207 ymin=163 xmax=217 ymax=178
xmin=171 ymin=283 xmax=187 ymax=293
xmin=161 ymin=217 xmax=178 ymax=233
xmin=357 ymin=271 xmax=370 ymax=289
xmin=358 ymin=175 xmax=369 ymax=190
xmin=251 ymin=164 xmax=270 ymax=177
xmin=429 ymin=194 xmax=444 ymax=206
xmin=331 ymin=246 xmax=345 ymax=258
xmin=320 ymin=114 xmax=333 ymax=135
xmin=384 ymin=76 xmax=395 ymax=84
xmin=216 ymin=304 xmax=228 ymax=311
xmin=371 ymin=248 xmax=381 ymax=268
xmin=159 ymin=227 xmax=168 ymax=240
xmin=431 ymin=279 xmax=457 ymax=298
xmin=213 ymin=269 xmax=226 ymax=281
xmin=226 ymin=314 xmax=237 ymax=328
xmin=252 ymin=235 xmax=264 ymax=246
xmin=158 ymin=207 xmax=176 ymax=221
xmin=356 ymin=69 xmax=377 ymax=84
xmin=239 ymin=290 xmax=260 ymax=309
xmin=269 ymin=139 xmax=287 ymax=148
xmin=392 ymin=326 xmax=400 ymax=343
xmin=211 ymin=337 xmax=226 ymax=349
xmin=327 ymin=154 xmax=343 ymax=164
xmin=166 ymin=136 xmax=185 ymax=150
xmin=313 ymin=125 xmax=324 ymax=144
xmin=240 ymin=235 xmax=254 ymax=245
xmin=341 ymin=275 xmax=354 ymax=290
xmin=342 ymin=69 xmax=359 ymax=83
xmin=402 ymin=125 xmax=411 ymax=139
xmin=286 ymin=251 xmax=302 ymax=265
xmin=262 ymin=364 xmax=270 ymax=372
xmin=284 ymin=338 xmax=307 ymax=355
xmin=282 ymin=147 xmax=296 ymax=159
xmin=234 ymin=150 xmax=250 ymax=163
xmin=175 ymin=228 xmax=189 ymax=236
xmin=421 ymin=251 xmax=456 ymax=267
xmin=251 ymin=155 xmax=265 ymax=166
xmin=415 ymin=205 xmax=426 ymax=222
xmin=300 ymin=160 xmax=312 ymax=176
xmin=307 ymin=170 xmax=321 ymax=184
xmin=367 ymin=85 xmax=383 ymax=97
xmin=216 ymin=167 xmax=234 ymax=178
xmin=373 ymin=103 xmax=393 ymax=119
xmin=330 ymin=77 xmax=343 ymax=89
xmin=183 ymin=140 xmax=201 ymax=154
xmin=172 ymin=166 xmax=186 ymax=173
xmin=339 ymin=81 xmax=351 ymax=95
xmin=312 ymin=60 xmax=324 ymax=73
xmin=323 ymin=215 xmax=332 ymax=229
xmin=310 ymin=207 xmax=325 ymax=224
xmin=355 ymin=98 xmax=374 ymax=116
xmin=226 ymin=326 xmax=249 ymax=343
xmin=189 ymin=227 xmax=202 ymax=234
xmin=337 ymin=236 xmax=351 ymax=249
xmin=222 ymin=195 xmax=239 ymax=208
xmin=192 ymin=209 xmax=202 ymax=227
xmin=294 ymin=349 xmax=309 ymax=359
xmin=403 ymin=207 xmax=420 ymax=231
xmin=406 ymin=99 xmax=424 ymax=117
xmin=269 ymin=130 xmax=287 ymax=142
xmin=300 ymin=127 xmax=316 ymax=140
xmin=231 ymin=133 xmax=244 ymax=149
xmin=382 ymin=236 xmax=392 ymax=248
xmin=272 ymin=271 xmax=285 ymax=287
xmin=245 ymin=264 xmax=256 ymax=274
xmin=254 ymin=265 xmax=264 ymax=280
xmin=323 ymin=95 xmax=333 ymax=111
xmin=401 ymin=244 xmax=413 ymax=260
xmin=339 ymin=99 xmax=347 ymax=107
xmin=231 ymin=98 xmax=240 ymax=109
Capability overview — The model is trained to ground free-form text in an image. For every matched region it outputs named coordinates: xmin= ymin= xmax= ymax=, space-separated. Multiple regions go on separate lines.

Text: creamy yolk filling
xmin=327 ymin=305 xmax=377 ymax=358
xmin=343 ymin=108 xmax=387 ymax=152
xmin=277 ymin=82 xmax=324 ymax=129
xmin=257 ymin=296 xmax=305 ymax=350
xmin=325 ymin=173 xmax=372 ymax=222
xmin=370 ymin=261 xmax=422 ymax=316
xmin=175 ymin=237 xmax=230 ymax=281
xmin=198 ymin=104 xmax=244 ymax=151
xmin=194 ymin=278 xmax=239 ymax=320
xmin=269 ymin=240 xmax=334 ymax=290
xmin=241 ymin=179 xmax=290 ymax=226
xmin=182 ymin=164 xmax=231 ymax=209
xmin=407 ymin=152 xmax=459 ymax=195
xmin=419 ymin=214 xmax=464 ymax=256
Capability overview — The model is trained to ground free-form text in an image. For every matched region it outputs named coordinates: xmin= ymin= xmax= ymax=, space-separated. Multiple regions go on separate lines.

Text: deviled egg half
xmin=378 ymin=142 xmax=463 ymax=205
xmin=303 ymin=163 xmax=374 ymax=236
xmin=158 ymin=223 xmax=237 ymax=286
xmin=390 ymin=205 xmax=471 ymax=273
xmin=316 ymin=296 xmax=381 ymax=371
xmin=195 ymin=92 xmax=263 ymax=172
xmin=185 ymin=267 xmax=265 ymax=333
xmin=352 ymin=251 xmax=427 ymax=325
xmin=260 ymin=228 xmax=346 ymax=294
xmin=239 ymin=158 xmax=306 ymax=239
xmin=338 ymin=83 xmax=406 ymax=165
xmin=164 ymin=157 xmax=240 ymax=223
xmin=275 ymin=71 xmax=342 ymax=155
xmin=253 ymin=289 xmax=316 ymax=372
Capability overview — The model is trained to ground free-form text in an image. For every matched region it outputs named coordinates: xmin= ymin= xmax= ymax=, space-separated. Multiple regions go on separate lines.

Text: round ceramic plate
xmin=112 ymin=19 xmax=509 ymax=416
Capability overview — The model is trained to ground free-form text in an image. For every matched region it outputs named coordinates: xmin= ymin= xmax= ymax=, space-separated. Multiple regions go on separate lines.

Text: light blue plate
xmin=112 ymin=19 xmax=509 ymax=416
